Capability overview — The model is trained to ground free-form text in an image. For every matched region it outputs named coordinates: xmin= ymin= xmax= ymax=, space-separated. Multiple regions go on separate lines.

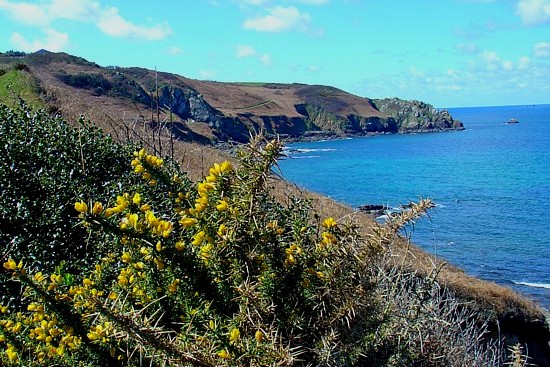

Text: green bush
xmin=0 ymin=102 xmax=137 ymax=289
xmin=0 ymin=104 xmax=504 ymax=366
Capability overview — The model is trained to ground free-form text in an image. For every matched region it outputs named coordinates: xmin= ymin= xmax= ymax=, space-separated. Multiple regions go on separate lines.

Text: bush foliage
xmin=0 ymin=103 xmax=504 ymax=366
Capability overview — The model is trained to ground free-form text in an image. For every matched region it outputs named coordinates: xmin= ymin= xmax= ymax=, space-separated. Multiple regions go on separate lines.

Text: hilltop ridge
xmin=0 ymin=50 xmax=463 ymax=143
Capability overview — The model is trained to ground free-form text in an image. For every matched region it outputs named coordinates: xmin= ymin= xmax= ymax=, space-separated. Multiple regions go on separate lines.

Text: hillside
xmin=0 ymin=50 xmax=463 ymax=143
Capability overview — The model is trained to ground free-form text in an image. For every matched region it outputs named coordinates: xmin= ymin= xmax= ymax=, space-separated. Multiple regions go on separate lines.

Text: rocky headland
xmin=0 ymin=50 xmax=463 ymax=144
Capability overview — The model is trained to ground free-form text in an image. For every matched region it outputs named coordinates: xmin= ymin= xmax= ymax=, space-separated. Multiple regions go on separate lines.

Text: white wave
xmin=512 ymin=281 xmax=550 ymax=290
xmin=293 ymin=148 xmax=337 ymax=153
xmin=292 ymin=155 xmax=320 ymax=159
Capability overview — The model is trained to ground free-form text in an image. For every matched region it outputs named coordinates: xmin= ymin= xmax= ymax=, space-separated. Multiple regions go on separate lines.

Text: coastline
xmin=277 ymin=125 xmax=466 ymax=144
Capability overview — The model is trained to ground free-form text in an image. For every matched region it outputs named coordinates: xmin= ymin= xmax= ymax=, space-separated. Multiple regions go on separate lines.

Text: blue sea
xmin=278 ymin=104 xmax=550 ymax=309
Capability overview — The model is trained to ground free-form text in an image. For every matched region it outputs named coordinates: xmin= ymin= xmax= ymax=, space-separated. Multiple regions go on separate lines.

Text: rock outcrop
xmin=373 ymin=98 xmax=464 ymax=132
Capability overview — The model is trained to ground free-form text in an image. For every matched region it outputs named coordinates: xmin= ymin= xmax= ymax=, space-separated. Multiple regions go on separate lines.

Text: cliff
xmin=0 ymin=51 xmax=463 ymax=143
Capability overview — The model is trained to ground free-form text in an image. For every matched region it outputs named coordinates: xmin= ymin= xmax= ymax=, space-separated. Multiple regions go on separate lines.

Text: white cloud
xmin=10 ymin=28 xmax=70 ymax=52
xmin=259 ymin=54 xmax=271 ymax=66
xmin=518 ymin=56 xmax=531 ymax=69
xmin=479 ymin=50 xmax=534 ymax=71
xmin=502 ymin=60 xmax=514 ymax=70
xmin=534 ymin=41 xmax=550 ymax=57
xmin=167 ymin=46 xmax=183 ymax=55
xmin=243 ymin=6 xmax=311 ymax=32
xmin=0 ymin=0 xmax=172 ymax=41
xmin=516 ymin=0 xmax=550 ymax=25
xmin=481 ymin=50 xmax=502 ymax=70
xmin=296 ymin=0 xmax=329 ymax=4
xmin=236 ymin=45 xmax=257 ymax=58
xmin=235 ymin=45 xmax=272 ymax=66
xmin=0 ymin=0 xmax=49 ymax=26
xmin=49 ymin=0 xmax=100 ymax=21
xmin=96 ymin=6 xmax=172 ymax=40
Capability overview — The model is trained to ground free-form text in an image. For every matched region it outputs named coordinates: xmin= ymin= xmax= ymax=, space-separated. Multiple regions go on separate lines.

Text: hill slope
xmin=0 ymin=50 xmax=463 ymax=143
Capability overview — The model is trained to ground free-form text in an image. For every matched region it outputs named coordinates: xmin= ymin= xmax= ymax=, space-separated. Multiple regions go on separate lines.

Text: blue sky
xmin=0 ymin=0 xmax=549 ymax=107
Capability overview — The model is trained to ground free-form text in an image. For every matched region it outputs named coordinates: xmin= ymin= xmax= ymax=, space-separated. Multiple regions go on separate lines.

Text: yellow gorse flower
xmin=74 ymin=200 xmax=88 ymax=213
xmin=216 ymin=199 xmax=228 ymax=212
xmin=91 ymin=201 xmax=103 ymax=215
xmin=229 ymin=328 xmax=240 ymax=343
xmin=3 ymin=259 xmax=18 ymax=271
xmin=179 ymin=217 xmax=198 ymax=228
xmin=217 ymin=349 xmax=230 ymax=359
xmin=322 ymin=217 xmax=337 ymax=229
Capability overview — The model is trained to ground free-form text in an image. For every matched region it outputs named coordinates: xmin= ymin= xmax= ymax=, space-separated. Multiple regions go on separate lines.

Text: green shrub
xmin=0 ymin=102 xmax=137 ymax=289
xmin=0 ymin=104 xmax=504 ymax=366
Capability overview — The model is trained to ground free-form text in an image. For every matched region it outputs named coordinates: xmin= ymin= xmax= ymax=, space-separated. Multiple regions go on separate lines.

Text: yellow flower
xmin=132 ymin=193 xmax=141 ymax=205
xmin=3 ymin=259 xmax=17 ymax=271
xmin=192 ymin=231 xmax=206 ymax=246
xmin=127 ymin=213 xmax=140 ymax=231
xmin=140 ymin=203 xmax=151 ymax=212
xmin=121 ymin=252 xmax=132 ymax=263
xmin=217 ymin=349 xmax=230 ymax=359
xmin=91 ymin=201 xmax=104 ymax=215
xmin=134 ymin=165 xmax=145 ymax=174
xmin=74 ymin=200 xmax=88 ymax=213
xmin=82 ymin=278 xmax=93 ymax=286
xmin=11 ymin=322 xmax=22 ymax=333
xmin=209 ymin=161 xmax=233 ymax=177
xmin=255 ymin=330 xmax=263 ymax=343
xmin=137 ymin=148 xmax=146 ymax=159
xmin=322 ymin=217 xmax=337 ymax=229
xmin=217 ymin=223 xmax=227 ymax=237
xmin=179 ymin=217 xmax=198 ymax=228
xmin=175 ymin=241 xmax=185 ymax=251
xmin=216 ymin=200 xmax=228 ymax=212
xmin=157 ymin=221 xmax=173 ymax=238
xmin=229 ymin=328 xmax=240 ymax=343
xmin=154 ymin=258 xmax=166 ymax=270
xmin=145 ymin=210 xmax=159 ymax=227
xmin=33 ymin=271 xmax=46 ymax=283
xmin=6 ymin=345 xmax=18 ymax=362
xmin=200 ymin=243 xmax=213 ymax=261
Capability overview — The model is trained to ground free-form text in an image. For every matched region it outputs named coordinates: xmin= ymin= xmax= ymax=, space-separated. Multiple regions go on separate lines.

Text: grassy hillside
xmin=0 ymin=68 xmax=43 ymax=108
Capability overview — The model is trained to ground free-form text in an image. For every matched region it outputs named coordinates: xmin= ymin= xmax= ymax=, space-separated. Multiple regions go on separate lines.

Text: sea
xmin=278 ymin=104 xmax=550 ymax=309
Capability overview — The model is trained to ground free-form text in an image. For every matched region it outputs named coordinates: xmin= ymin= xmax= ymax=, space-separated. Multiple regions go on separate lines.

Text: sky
xmin=0 ymin=0 xmax=549 ymax=108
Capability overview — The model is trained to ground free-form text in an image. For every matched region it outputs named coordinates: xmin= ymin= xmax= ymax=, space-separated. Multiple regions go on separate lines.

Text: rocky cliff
xmin=0 ymin=51 xmax=464 ymax=143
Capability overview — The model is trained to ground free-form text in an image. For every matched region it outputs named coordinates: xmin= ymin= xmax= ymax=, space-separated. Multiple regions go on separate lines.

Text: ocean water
xmin=278 ymin=104 xmax=550 ymax=308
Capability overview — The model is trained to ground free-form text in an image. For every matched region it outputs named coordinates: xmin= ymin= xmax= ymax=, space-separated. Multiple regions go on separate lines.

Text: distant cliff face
xmin=0 ymin=51 xmax=465 ymax=143
xmin=373 ymin=98 xmax=464 ymax=133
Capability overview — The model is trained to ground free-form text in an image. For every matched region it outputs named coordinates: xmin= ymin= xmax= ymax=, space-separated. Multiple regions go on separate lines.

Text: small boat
xmin=505 ymin=118 xmax=519 ymax=124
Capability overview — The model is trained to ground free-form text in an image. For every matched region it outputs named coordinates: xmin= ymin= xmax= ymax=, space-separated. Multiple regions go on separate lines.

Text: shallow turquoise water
xmin=278 ymin=104 xmax=550 ymax=308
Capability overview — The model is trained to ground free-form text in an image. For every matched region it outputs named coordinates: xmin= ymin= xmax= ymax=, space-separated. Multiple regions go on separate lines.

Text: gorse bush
xmin=0 ymin=102 xmax=135 ymax=278
xmin=0 ymin=103 xmax=504 ymax=366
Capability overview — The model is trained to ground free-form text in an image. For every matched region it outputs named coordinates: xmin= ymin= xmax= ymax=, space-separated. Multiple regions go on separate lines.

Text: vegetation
xmin=0 ymin=69 xmax=43 ymax=108
xmin=0 ymin=103 xmax=529 ymax=366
